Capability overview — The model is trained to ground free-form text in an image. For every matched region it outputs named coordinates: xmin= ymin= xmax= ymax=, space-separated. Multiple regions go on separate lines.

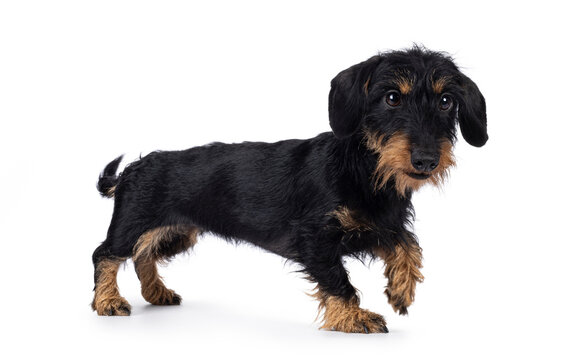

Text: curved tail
xmin=97 ymin=155 xmax=123 ymax=198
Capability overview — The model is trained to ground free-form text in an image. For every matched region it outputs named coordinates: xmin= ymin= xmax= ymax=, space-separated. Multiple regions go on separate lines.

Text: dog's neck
xmin=329 ymin=132 xmax=414 ymax=206
xmin=327 ymin=132 xmax=414 ymax=239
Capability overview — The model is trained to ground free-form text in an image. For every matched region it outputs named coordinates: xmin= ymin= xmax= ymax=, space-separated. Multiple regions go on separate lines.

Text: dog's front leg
xmin=375 ymin=234 xmax=424 ymax=315
xmin=305 ymin=248 xmax=388 ymax=333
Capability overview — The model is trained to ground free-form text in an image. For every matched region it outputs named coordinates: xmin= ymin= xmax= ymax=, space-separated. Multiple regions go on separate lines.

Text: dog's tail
xmin=97 ymin=155 xmax=123 ymax=198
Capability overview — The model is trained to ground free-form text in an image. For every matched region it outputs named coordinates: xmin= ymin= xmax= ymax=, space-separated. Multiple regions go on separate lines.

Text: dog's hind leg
xmin=132 ymin=225 xmax=199 ymax=305
xmin=91 ymin=244 xmax=131 ymax=316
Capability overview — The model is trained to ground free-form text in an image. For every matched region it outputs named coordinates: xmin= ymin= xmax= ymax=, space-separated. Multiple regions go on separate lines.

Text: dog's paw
xmin=320 ymin=297 xmax=388 ymax=333
xmin=144 ymin=287 xmax=182 ymax=306
xmin=157 ymin=290 xmax=182 ymax=305
xmin=93 ymin=296 xmax=132 ymax=316
xmin=386 ymin=288 xmax=412 ymax=315
xmin=324 ymin=308 xmax=388 ymax=333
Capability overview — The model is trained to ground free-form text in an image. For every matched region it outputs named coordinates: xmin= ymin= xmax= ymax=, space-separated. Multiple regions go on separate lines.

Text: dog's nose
xmin=411 ymin=150 xmax=439 ymax=172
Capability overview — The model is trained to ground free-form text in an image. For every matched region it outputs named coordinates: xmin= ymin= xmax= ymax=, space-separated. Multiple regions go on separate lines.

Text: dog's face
xmin=328 ymin=47 xmax=487 ymax=195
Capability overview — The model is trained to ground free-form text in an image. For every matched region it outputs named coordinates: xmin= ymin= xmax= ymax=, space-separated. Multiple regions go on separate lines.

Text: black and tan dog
xmin=92 ymin=46 xmax=487 ymax=333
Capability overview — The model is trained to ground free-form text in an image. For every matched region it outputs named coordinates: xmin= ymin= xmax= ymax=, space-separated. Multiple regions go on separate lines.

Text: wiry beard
xmin=364 ymin=130 xmax=456 ymax=197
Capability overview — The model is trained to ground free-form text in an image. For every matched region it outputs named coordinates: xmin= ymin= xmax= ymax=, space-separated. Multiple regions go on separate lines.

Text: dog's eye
xmin=439 ymin=94 xmax=453 ymax=111
xmin=385 ymin=91 xmax=401 ymax=108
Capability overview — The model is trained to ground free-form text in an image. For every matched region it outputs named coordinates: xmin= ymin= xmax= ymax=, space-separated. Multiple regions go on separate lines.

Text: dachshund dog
xmin=91 ymin=46 xmax=487 ymax=333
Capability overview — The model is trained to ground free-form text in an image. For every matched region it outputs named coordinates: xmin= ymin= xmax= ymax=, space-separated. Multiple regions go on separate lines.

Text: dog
xmin=91 ymin=46 xmax=487 ymax=333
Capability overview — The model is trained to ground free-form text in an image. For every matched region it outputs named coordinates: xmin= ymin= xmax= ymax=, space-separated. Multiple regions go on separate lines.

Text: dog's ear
xmin=328 ymin=56 xmax=381 ymax=138
xmin=457 ymin=74 xmax=488 ymax=147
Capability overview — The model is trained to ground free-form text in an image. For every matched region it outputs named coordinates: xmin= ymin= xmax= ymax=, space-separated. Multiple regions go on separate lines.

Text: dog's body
xmin=92 ymin=46 xmax=487 ymax=333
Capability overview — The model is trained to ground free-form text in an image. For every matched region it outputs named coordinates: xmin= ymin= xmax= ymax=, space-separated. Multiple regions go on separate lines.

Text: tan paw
xmin=320 ymin=296 xmax=388 ymax=333
xmin=143 ymin=286 xmax=182 ymax=305
xmin=92 ymin=296 xmax=132 ymax=316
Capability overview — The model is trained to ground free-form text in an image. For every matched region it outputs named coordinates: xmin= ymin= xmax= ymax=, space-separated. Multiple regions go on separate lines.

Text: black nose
xmin=411 ymin=150 xmax=440 ymax=172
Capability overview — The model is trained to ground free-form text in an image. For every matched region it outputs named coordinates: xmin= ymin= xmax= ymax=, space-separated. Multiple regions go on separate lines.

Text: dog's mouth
xmin=406 ymin=172 xmax=431 ymax=180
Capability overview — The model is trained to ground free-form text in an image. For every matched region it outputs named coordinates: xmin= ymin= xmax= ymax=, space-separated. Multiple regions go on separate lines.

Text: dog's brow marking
xmin=392 ymin=69 xmax=414 ymax=95
xmin=363 ymin=76 xmax=371 ymax=96
xmin=432 ymin=76 xmax=451 ymax=94
xmin=394 ymin=77 xmax=413 ymax=95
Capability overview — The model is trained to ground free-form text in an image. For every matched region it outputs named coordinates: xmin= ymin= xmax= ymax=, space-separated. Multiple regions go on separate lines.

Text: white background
xmin=1 ymin=0 xmax=579 ymax=359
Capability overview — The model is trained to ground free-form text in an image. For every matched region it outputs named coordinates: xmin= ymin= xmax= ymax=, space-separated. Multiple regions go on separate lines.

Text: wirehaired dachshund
xmin=92 ymin=46 xmax=487 ymax=333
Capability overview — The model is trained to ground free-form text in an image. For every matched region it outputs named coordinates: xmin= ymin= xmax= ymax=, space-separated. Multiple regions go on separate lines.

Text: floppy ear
xmin=457 ymin=74 xmax=488 ymax=147
xmin=328 ymin=56 xmax=381 ymax=138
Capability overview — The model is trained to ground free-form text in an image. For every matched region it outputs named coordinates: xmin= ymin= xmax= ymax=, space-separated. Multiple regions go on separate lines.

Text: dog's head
xmin=328 ymin=46 xmax=487 ymax=196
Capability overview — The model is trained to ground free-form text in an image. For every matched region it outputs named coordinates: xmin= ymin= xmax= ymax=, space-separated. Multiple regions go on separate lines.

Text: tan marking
xmin=375 ymin=240 xmax=424 ymax=315
xmin=312 ymin=289 xmax=387 ymax=333
xmin=363 ymin=76 xmax=371 ymax=96
xmin=133 ymin=225 xmax=198 ymax=305
xmin=135 ymin=260 xmax=181 ymax=305
xmin=133 ymin=225 xmax=199 ymax=263
xmin=92 ymin=258 xmax=131 ymax=316
xmin=105 ymin=185 xmax=116 ymax=198
xmin=393 ymin=70 xmax=414 ymax=95
xmin=395 ymin=77 xmax=413 ymax=95
xmin=331 ymin=206 xmax=373 ymax=232
xmin=364 ymin=130 xmax=456 ymax=197
xmin=432 ymin=76 xmax=451 ymax=94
